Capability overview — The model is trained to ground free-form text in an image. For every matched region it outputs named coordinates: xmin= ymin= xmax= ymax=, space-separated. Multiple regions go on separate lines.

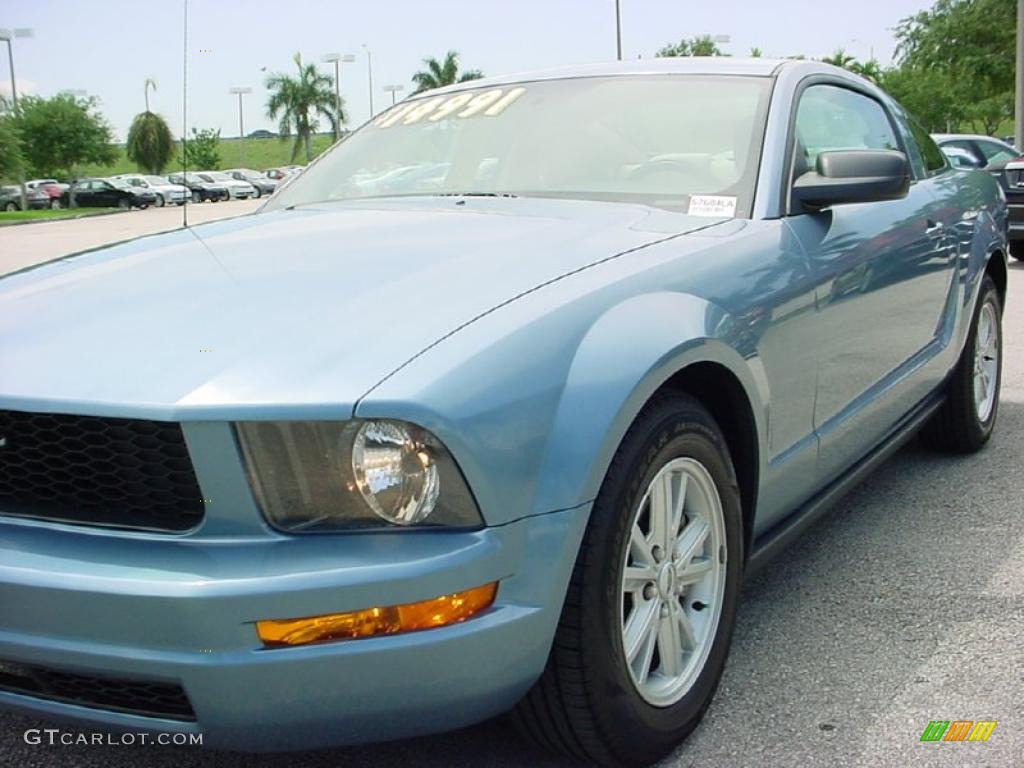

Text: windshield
xmin=204 ymin=172 xmax=232 ymax=181
xmin=267 ymin=75 xmax=772 ymax=216
xmin=145 ymin=176 xmax=168 ymax=186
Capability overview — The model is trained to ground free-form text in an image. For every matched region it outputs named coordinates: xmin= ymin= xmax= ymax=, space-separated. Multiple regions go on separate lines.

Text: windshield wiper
xmin=432 ymin=191 xmax=519 ymax=198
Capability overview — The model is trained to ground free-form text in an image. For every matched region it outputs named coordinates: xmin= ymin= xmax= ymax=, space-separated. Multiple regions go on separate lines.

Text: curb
xmin=0 ymin=209 xmax=125 ymax=228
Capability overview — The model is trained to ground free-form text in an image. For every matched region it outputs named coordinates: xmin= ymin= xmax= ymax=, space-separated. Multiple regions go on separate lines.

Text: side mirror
xmin=792 ymin=149 xmax=910 ymax=209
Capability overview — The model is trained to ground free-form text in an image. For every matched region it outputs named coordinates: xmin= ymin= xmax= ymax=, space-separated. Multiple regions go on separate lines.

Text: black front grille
xmin=0 ymin=659 xmax=195 ymax=721
xmin=0 ymin=410 xmax=204 ymax=532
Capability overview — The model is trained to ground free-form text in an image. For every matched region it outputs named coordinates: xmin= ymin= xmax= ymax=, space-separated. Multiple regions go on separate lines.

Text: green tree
xmin=126 ymin=79 xmax=175 ymax=174
xmin=14 ymin=94 xmax=116 ymax=179
xmin=411 ymin=51 xmax=484 ymax=94
xmin=265 ymin=53 xmax=342 ymax=162
xmin=656 ymin=35 xmax=724 ymax=58
xmin=0 ymin=109 xmax=23 ymax=182
xmin=893 ymin=0 xmax=1014 ymax=134
xmin=821 ymin=49 xmax=857 ymax=69
xmin=749 ymin=47 xmax=763 ymax=58
xmin=181 ymin=127 xmax=221 ymax=170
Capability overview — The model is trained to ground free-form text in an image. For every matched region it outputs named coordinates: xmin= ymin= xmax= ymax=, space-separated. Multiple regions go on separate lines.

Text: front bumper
xmin=1006 ymin=193 xmax=1024 ymax=240
xmin=0 ymin=503 xmax=589 ymax=750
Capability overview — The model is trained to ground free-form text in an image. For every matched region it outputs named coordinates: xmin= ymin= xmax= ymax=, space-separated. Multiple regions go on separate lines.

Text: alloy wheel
xmin=620 ymin=457 xmax=727 ymax=707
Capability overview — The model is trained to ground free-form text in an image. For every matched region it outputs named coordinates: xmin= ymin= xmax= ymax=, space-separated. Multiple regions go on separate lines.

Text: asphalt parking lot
xmin=0 ymin=219 xmax=1020 ymax=767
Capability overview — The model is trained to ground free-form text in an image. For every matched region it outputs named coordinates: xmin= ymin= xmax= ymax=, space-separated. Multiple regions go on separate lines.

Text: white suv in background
xmin=196 ymin=171 xmax=257 ymax=200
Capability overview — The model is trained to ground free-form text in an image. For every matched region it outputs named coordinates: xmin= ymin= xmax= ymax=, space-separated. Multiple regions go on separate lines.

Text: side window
xmin=794 ymin=85 xmax=899 ymax=168
xmin=906 ymin=116 xmax=948 ymax=175
xmin=975 ymin=140 xmax=1018 ymax=166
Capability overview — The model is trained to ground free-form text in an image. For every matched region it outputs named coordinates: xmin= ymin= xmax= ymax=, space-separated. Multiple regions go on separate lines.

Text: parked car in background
xmin=0 ymin=184 xmax=51 ymax=211
xmin=196 ymin=171 xmax=257 ymax=200
xmin=26 ymin=179 xmax=69 ymax=209
xmin=264 ymin=166 xmax=304 ymax=181
xmin=168 ymin=172 xmax=229 ymax=203
xmin=112 ymin=174 xmax=189 ymax=207
xmin=223 ymin=168 xmax=277 ymax=198
xmin=941 ymin=145 xmax=980 ymax=170
xmin=248 ymin=129 xmax=278 ymax=139
xmin=932 ymin=133 xmax=1020 ymax=169
xmin=997 ymin=158 xmax=1024 ymax=260
xmin=60 ymin=178 xmax=156 ymax=210
xmin=0 ymin=59 xmax=1008 ymax=767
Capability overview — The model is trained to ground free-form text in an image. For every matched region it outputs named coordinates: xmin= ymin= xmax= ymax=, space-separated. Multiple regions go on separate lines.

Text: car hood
xmin=0 ymin=197 xmax=724 ymax=420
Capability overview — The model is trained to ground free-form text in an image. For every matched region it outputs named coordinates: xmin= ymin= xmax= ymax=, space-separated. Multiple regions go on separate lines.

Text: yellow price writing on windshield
xmin=373 ymin=87 xmax=527 ymax=128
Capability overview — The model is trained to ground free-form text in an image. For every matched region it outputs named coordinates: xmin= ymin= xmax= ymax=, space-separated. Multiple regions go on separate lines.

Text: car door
xmin=74 ymin=182 xmax=96 ymax=207
xmin=94 ymin=181 xmax=118 ymax=207
xmin=784 ymin=83 xmax=956 ymax=483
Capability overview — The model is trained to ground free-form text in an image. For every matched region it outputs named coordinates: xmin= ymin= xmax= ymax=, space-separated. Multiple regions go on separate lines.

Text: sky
xmin=1 ymin=0 xmax=934 ymax=142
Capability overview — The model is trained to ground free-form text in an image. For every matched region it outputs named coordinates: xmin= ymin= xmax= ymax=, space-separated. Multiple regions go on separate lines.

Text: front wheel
xmin=50 ymin=198 xmax=62 ymax=210
xmin=154 ymin=194 xmax=165 ymax=208
xmin=117 ymin=198 xmax=130 ymax=210
xmin=921 ymin=274 xmax=1002 ymax=452
xmin=191 ymin=191 xmax=201 ymax=204
xmin=513 ymin=394 xmax=743 ymax=767
xmin=3 ymin=201 xmax=17 ymax=212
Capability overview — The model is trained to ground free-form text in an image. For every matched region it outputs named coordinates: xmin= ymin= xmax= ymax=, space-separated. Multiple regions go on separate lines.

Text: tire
xmin=191 ymin=191 xmax=201 ymax=204
xmin=50 ymin=198 xmax=62 ymax=210
xmin=921 ymin=274 xmax=1002 ymax=453
xmin=117 ymin=198 xmax=130 ymax=210
xmin=253 ymin=187 xmax=262 ymax=199
xmin=3 ymin=201 xmax=17 ymax=212
xmin=512 ymin=393 xmax=744 ymax=767
xmin=154 ymin=194 xmax=165 ymax=208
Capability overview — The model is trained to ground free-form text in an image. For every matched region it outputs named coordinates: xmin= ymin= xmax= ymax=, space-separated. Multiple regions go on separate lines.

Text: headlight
xmin=235 ymin=420 xmax=482 ymax=532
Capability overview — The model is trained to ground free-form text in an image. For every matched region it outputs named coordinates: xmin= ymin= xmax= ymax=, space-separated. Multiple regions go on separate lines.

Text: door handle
xmin=925 ymin=220 xmax=944 ymax=236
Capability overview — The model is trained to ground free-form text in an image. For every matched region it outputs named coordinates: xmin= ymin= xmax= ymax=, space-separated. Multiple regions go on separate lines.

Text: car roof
xmin=932 ymin=133 xmax=1015 ymax=146
xmin=415 ymin=57 xmax=858 ymax=97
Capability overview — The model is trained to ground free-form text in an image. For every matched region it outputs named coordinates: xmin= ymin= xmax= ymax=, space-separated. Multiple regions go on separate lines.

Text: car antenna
xmin=181 ymin=0 xmax=189 ymax=229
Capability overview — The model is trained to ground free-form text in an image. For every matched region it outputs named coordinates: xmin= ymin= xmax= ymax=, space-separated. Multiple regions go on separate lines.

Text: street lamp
xmin=321 ymin=52 xmax=355 ymax=140
xmin=0 ymin=27 xmax=32 ymax=211
xmin=362 ymin=43 xmax=374 ymax=118
xmin=383 ymin=84 xmax=404 ymax=106
xmin=229 ymin=86 xmax=251 ymax=168
xmin=615 ymin=0 xmax=622 ymax=60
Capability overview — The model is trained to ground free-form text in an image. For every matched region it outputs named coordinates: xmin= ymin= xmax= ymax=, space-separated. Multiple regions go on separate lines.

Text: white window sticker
xmin=687 ymin=195 xmax=737 ymax=218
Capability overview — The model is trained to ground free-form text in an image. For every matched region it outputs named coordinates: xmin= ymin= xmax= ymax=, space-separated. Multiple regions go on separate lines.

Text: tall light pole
xmin=1016 ymin=0 xmax=1023 ymax=149
xmin=229 ymin=86 xmax=251 ymax=169
xmin=383 ymin=84 xmax=404 ymax=106
xmin=362 ymin=43 xmax=374 ymax=118
xmin=615 ymin=0 xmax=622 ymax=60
xmin=321 ymin=52 xmax=355 ymax=141
xmin=1 ymin=27 xmax=33 ymax=211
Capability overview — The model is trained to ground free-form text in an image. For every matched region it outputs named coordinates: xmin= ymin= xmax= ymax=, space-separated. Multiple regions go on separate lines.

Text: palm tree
xmin=411 ymin=51 xmax=483 ymax=94
xmin=265 ymin=53 xmax=342 ymax=162
xmin=126 ymin=78 xmax=174 ymax=174
xmin=821 ymin=49 xmax=857 ymax=69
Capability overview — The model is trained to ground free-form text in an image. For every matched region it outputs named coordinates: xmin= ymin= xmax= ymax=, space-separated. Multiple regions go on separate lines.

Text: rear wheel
xmin=50 ymin=198 xmax=62 ymax=210
xmin=253 ymin=187 xmax=262 ymax=199
xmin=3 ymin=201 xmax=17 ymax=212
xmin=117 ymin=198 xmax=130 ymax=210
xmin=191 ymin=191 xmax=201 ymax=204
xmin=921 ymin=274 xmax=1002 ymax=452
xmin=513 ymin=394 xmax=743 ymax=767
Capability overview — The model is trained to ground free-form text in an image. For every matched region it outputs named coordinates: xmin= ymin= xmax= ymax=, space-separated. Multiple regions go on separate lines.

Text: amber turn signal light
xmin=256 ymin=582 xmax=498 ymax=648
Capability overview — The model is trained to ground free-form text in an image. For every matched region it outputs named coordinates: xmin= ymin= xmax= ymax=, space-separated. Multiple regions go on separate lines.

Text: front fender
xmin=531 ymin=291 xmax=767 ymax=515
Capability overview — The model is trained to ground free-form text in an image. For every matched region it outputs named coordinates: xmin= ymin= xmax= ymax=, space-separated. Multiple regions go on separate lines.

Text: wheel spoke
xmin=676 ymin=555 xmax=714 ymax=585
xmin=624 ymin=598 xmax=659 ymax=667
xmin=674 ymin=517 xmax=710 ymax=568
xmin=623 ymin=563 xmax=657 ymax=593
xmin=630 ymin=524 xmax=655 ymax=568
xmin=648 ymin=472 xmax=674 ymax=551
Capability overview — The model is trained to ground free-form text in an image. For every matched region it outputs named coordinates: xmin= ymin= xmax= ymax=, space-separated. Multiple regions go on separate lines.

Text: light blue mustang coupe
xmin=0 ymin=58 xmax=1008 ymax=766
